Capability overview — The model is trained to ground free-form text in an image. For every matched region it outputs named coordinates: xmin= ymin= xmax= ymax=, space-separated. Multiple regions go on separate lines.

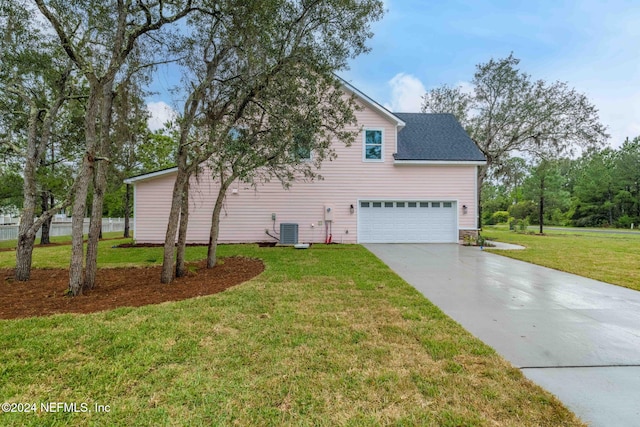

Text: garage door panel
xmin=358 ymin=200 xmax=457 ymax=243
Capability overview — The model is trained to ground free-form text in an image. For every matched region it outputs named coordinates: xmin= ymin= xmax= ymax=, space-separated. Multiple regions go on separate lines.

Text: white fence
xmin=0 ymin=215 xmax=18 ymax=225
xmin=0 ymin=218 xmax=127 ymax=241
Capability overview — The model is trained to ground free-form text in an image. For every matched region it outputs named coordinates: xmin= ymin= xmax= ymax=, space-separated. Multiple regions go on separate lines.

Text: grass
xmin=0 ymin=233 xmax=172 ymax=269
xmin=0 ymin=244 xmax=583 ymax=426
xmin=483 ymin=225 xmax=640 ymax=291
xmin=0 ymin=231 xmax=124 ymax=250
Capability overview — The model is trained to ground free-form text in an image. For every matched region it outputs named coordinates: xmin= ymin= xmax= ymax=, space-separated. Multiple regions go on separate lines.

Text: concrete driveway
xmin=364 ymin=244 xmax=640 ymax=427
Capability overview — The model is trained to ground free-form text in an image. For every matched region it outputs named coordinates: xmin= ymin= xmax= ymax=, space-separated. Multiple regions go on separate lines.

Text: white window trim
xmin=363 ymin=128 xmax=384 ymax=162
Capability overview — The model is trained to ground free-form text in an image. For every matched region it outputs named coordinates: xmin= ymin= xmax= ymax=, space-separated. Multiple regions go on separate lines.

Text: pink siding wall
xmin=132 ymin=103 xmax=480 ymax=244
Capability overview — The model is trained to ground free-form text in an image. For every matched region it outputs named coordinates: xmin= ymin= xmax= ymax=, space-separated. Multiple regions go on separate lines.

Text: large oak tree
xmin=1 ymin=0 xmax=83 ymax=280
xmin=422 ymin=53 xmax=608 ymax=224
xmin=159 ymin=0 xmax=384 ymax=283
xmin=35 ymin=0 xmax=198 ymax=295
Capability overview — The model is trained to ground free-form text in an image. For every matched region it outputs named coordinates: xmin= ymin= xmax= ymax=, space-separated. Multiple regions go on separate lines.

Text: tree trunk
xmin=539 ymin=176 xmax=545 ymax=234
xmin=12 ymin=64 xmax=67 ymax=281
xmin=123 ymin=183 xmax=131 ymax=238
xmin=14 ymin=105 xmax=40 ymax=281
xmin=68 ymin=160 xmax=92 ymax=295
xmin=15 ymin=219 xmax=37 ymax=282
xmin=68 ymin=84 xmax=101 ymax=296
xmin=175 ymin=180 xmax=190 ymax=278
xmin=636 ymin=182 xmax=640 ymax=219
xmin=40 ymin=191 xmax=52 ymax=245
xmin=161 ymin=168 xmax=190 ymax=284
xmin=477 ymin=165 xmax=488 ymax=230
xmin=608 ymin=187 xmax=614 ymax=226
xmin=15 ymin=234 xmax=36 ymax=281
xmin=84 ymin=81 xmax=115 ymax=291
xmin=207 ymin=178 xmax=232 ymax=268
xmin=84 ymin=175 xmax=104 ymax=290
xmin=161 ymin=74 xmax=207 ymax=284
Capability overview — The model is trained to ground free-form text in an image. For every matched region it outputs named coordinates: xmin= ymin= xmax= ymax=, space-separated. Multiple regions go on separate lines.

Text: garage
xmin=358 ymin=200 xmax=458 ymax=243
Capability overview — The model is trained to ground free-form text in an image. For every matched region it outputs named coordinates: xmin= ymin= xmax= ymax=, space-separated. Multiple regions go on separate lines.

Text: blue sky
xmin=149 ymin=0 xmax=640 ymax=148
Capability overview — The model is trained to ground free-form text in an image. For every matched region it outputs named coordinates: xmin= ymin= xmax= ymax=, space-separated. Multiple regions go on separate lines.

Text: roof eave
xmin=394 ymin=160 xmax=487 ymax=166
xmin=124 ymin=167 xmax=178 ymax=184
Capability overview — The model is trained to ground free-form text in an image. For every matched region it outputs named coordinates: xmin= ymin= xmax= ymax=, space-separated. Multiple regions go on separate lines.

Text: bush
xmin=508 ymin=201 xmax=536 ymax=220
xmin=518 ymin=218 xmax=529 ymax=232
xmin=491 ymin=211 xmax=510 ymax=224
xmin=482 ymin=211 xmax=496 ymax=225
xmin=508 ymin=218 xmax=529 ymax=232
xmin=617 ymin=215 xmax=638 ymax=229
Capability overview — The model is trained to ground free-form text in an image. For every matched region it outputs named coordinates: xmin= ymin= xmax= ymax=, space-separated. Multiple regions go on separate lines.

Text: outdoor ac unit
xmin=279 ymin=223 xmax=299 ymax=244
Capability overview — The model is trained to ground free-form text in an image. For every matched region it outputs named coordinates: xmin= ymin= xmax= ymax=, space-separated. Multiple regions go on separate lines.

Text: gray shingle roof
xmin=393 ymin=113 xmax=486 ymax=162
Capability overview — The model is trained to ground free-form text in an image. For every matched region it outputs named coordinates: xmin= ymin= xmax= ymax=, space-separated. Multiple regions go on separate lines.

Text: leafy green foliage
xmin=522 ymin=159 xmax=571 ymax=231
xmin=158 ymin=0 xmax=386 ymax=275
xmin=491 ymin=211 xmax=510 ymax=224
xmin=481 ymin=184 xmax=511 ymax=224
xmin=483 ymin=137 xmax=640 ymax=229
xmin=423 ymin=54 xmax=607 ymax=169
xmin=106 ymin=78 xmax=173 ymax=218
xmin=0 ymin=170 xmax=23 ymax=212
xmin=571 ymin=139 xmax=640 ymax=227
xmin=509 ymin=201 xmax=536 ymax=221
xmin=424 ymin=54 xmax=607 ymax=228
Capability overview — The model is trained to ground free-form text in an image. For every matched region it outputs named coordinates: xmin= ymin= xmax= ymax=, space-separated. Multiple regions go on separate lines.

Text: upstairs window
xmin=292 ymin=131 xmax=312 ymax=161
xmin=363 ymin=129 xmax=383 ymax=161
xmin=295 ymin=143 xmax=312 ymax=161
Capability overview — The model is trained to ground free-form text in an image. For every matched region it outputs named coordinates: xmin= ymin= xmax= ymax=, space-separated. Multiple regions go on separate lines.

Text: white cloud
xmin=384 ymin=73 xmax=426 ymax=112
xmin=454 ymin=80 xmax=474 ymax=95
xmin=146 ymin=101 xmax=177 ymax=131
xmin=597 ymin=94 xmax=640 ymax=147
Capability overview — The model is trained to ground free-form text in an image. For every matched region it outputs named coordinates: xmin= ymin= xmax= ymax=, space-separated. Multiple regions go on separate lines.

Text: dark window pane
xmin=365 ymin=145 xmax=382 ymax=160
xmin=366 ymin=130 xmax=382 ymax=145
xmin=296 ymin=145 xmax=311 ymax=160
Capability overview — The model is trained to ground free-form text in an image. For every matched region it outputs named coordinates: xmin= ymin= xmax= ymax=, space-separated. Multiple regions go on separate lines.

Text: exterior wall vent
xmin=279 ymin=223 xmax=299 ymax=244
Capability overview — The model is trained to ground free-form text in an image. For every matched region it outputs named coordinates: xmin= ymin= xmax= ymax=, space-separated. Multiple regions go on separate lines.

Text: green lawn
xmin=0 ymin=231 xmax=124 ymax=250
xmin=0 ymin=244 xmax=582 ymax=426
xmin=483 ymin=226 xmax=640 ymax=291
xmin=0 ymin=233 xmax=173 ymax=269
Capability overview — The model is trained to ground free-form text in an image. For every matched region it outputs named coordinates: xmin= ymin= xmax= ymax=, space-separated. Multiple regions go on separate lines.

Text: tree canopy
xmin=135 ymin=0 xmax=385 ymax=283
xmin=422 ymin=53 xmax=608 ymax=173
xmin=482 ymin=137 xmax=640 ymax=230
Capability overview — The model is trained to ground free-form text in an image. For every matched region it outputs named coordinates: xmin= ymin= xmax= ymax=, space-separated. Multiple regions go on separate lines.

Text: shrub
xmin=491 ymin=211 xmax=510 ymax=224
xmin=508 ymin=201 xmax=536 ymax=220
xmin=617 ymin=215 xmax=638 ymax=229
xmin=518 ymin=218 xmax=529 ymax=232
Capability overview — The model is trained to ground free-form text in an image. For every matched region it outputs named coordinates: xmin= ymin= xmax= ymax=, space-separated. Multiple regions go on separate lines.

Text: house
xmin=124 ymin=83 xmax=486 ymax=244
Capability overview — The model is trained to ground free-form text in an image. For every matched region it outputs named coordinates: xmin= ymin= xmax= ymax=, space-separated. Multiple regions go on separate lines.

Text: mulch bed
xmin=0 ymin=257 xmax=264 ymax=320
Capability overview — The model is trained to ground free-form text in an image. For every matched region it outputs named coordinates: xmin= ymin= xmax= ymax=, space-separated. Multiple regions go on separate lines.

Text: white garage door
xmin=358 ymin=201 xmax=457 ymax=243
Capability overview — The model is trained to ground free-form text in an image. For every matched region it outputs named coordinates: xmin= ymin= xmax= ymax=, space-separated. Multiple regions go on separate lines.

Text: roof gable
xmin=393 ymin=113 xmax=486 ymax=163
xmin=338 ymin=77 xmax=406 ymax=128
